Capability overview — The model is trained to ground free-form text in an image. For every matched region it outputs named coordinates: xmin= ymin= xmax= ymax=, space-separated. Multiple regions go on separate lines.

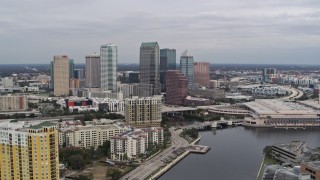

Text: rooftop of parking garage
xmin=243 ymin=99 xmax=319 ymax=115
xmin=299 ymin=100 xmax=320 ymax=110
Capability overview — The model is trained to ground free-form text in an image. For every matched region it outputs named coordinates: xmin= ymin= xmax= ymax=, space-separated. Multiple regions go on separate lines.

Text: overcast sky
xmin=1 ymin=0 xmax=320 ymax=64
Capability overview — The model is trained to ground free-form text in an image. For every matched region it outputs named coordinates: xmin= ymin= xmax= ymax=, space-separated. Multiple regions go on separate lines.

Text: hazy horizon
xmin=1 ymin=0 xmax=319 ymax=64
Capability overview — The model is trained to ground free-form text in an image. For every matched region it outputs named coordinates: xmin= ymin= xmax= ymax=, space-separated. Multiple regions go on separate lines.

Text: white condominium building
xmin=110 ymin=127 xmax=164 ymax=161
xmin=124 ymin=95 xmax=162 ymax=128
xmin=58 ymin=123 xmax=129 ymax=149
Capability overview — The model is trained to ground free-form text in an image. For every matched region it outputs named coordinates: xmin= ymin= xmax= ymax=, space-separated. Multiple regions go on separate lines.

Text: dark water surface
xmin=160 ymin=127 xmax=320 ymax=180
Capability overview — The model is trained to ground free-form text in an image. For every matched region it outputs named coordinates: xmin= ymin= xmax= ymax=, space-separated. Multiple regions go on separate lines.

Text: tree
xmin=67 ymin=154 xmax=86 ymax=170
xmin=106 ymin=168 xmax=122 ymax=180
xmin=59 ymin=147 xmax=92 ymax=169
xmin=263 ymin=146 xmax=273 ymax=159
xmin=97 ymin=140 xmax=111 ymax=156
xmin=74 ymin=174 xmax=92 ymax=180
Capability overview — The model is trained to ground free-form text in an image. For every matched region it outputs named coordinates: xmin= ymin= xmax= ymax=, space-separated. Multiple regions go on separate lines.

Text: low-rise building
xmin=0 ymin=95 xmax=27 ymax=112
xmin=58 ymin=123 xmax=129 ymax=149
xmin=271 ymin=141 xmax=320 ymax=165
xmin=184 ymin=96 xmax=211 ymax=106
xmin=300 ymin=161 xmax=320 ymax=180
xmin=189 ymin=88 xmax=225 ymax=100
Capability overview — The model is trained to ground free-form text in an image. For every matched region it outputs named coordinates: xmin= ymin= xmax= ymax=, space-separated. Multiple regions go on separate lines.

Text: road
xmin=120 ymin=128 xmax=189 ymax=180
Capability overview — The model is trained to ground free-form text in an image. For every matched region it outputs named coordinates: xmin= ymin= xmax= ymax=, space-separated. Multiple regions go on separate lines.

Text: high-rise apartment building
xmin=166 ymin=70 xmax=188 ymax=105
xmin=140 ymin=42 xmax=161 ymax=95
xmin=160 ymin=48 xmax=176 ymax=90
xmin=52 ymin=55 xmax=70 ymax=96
xmin=180 ymin=50 xmax=195 ymax=89
xmin=85 ymin=54 xmax=101 ymax=88
xmin=100 ymin=44 xmax=117 ymax=91
xmin=0 ymin=122 xmax=59 ymax=180
xmin=124 ymin=96 xmax=162 ymax=128
xmin=194 ymin=62 xmax=210 ymax=87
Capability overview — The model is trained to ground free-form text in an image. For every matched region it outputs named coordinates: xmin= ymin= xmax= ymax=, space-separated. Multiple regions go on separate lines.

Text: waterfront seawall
xmin=150 ymin=135 xmax=209 ymax=180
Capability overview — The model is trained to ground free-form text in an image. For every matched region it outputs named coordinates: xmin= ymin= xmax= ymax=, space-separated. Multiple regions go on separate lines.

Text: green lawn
xmin=257 ymin=157 xmax=279 ymax=180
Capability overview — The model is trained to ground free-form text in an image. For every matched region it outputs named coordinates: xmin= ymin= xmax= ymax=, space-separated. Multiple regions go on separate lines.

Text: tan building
xmin=300 ymin=161 xmax=320 ymax=180
xmin=124 ymin=96 xmax=162 ymax=128
xmin=0 ymin=122 xmax=59 ymax=180
xmin=194 ymin=62 xmax=210 ymax=87
xmin=69 ymin=78 xmax=80 ymax=89
xmin=0 ymin=95 xmax=27 ymax=112
xmin=58 ymin=124 xmax=129 ymax=149
xmin=52 ymin=55 xmax=70 ymax=96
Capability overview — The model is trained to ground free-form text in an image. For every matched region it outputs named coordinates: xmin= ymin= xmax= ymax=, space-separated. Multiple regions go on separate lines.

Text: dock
xmin=188 ymin=145 xmax=210 ymax=154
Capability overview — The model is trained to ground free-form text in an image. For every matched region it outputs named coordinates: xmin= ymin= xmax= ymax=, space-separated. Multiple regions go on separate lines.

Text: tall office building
xmin=69 ymin=59 xmax=74 ymax=79
xmin=263 ymin=68 xmax=277 ymax=83
xmin=50 ymin=61 xmax=54 ymax=89
xmin=166 ymin=70 xmax=188 ymax=105
xmin=194 ymin=62 xmax=210 ymax=87
xmin=100 ymin=44 xmax=117 ymax=91
xmin=51 ymin=55 xmax=70 ymax=96
xmin=85 ymin=54 xmax=101 ymax=88
xmin=160 ymin=48 xmax=176 ymax=90
xmin=74 ymin=69 xmax=84 ymax=80
xmin=180 ymin=50 xmax=195 ymax=89
xmin=0 ymin=122 xmax=59 ymax=180
xmin=140 ymin=42 xmax=161 ymax=95
xmin=118 ymin=83 xmax=154 ymax=98
xmin=124 ymin=96 xmax=162 ymax=128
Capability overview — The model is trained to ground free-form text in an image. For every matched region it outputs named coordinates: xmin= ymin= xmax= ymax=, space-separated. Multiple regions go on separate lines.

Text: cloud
xmin=0 ymin=0 xmax=319 ymax=64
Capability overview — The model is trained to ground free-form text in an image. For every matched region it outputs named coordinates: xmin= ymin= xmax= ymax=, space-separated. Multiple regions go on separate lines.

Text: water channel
xmin=160 ymin=127 xmax=320 ymax=180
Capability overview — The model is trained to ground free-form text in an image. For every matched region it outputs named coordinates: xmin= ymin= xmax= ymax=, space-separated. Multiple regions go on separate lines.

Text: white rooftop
xmin=244 ymin=99 xmax=319 ymax=115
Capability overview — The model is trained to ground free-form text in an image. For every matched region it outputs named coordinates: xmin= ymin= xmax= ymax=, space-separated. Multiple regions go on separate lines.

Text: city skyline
xmin=1 ymin=0 xmax=320 ymax=64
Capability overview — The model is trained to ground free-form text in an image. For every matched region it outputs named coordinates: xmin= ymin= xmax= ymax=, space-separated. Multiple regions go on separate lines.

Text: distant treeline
xmin=1 ymin=63 xmax=320 ymax=77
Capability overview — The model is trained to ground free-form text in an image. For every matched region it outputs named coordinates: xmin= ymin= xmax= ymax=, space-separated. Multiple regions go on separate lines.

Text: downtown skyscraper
xmin=160 ymin=48 xmax=176 ymax=90
xmin=100 ymin=44 xmax=117 ymax=91
xmin=51 ymin=55 xmax=70 ymax=96
xmin=85 ymin=53 xmax=101 ymax=88
xmin=194 ymin=62 xmax=210 ymax=87
xmin=140 ymin=42 xmax=161 ymax=95
xmin=180 ymin=50 xmax=195 ymax=89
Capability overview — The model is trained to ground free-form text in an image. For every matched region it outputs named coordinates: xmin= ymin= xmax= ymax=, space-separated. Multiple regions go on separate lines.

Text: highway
xmin=120 ymin=128 xmax=189 ymax=180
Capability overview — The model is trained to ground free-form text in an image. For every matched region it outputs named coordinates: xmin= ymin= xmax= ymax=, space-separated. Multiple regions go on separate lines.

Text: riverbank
xmin=256 ymin=156 xmax=279 ymax=180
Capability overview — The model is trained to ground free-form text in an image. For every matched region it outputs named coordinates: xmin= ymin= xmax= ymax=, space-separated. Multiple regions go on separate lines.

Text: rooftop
xmin=29 ymin=121 xmax=56 ymax=129
xmin=303 ymin=161 xmax=320 ymax=171
xmin=141 ymin=42 xmax=158 ymax=48
xmin=273 ymin=141 xmax=306 ymax=155
xmin=244 ymin=99 xmax=319 ymax=115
